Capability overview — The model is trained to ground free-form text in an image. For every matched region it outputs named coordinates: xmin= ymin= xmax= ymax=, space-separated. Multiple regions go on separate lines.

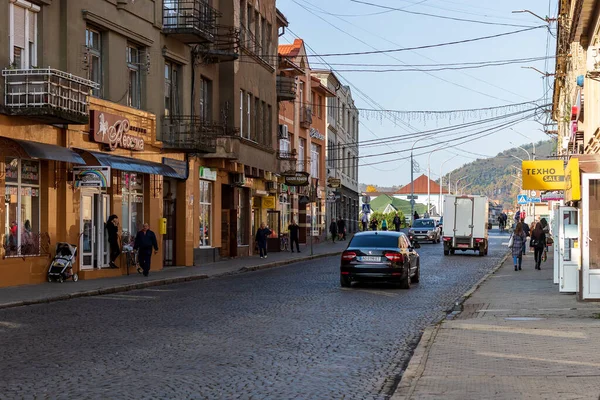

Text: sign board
xmin=565 ymin=157 xmax=581 ymax=202
xmin=362 ymin=195 xmax=371 ymax=204
xmin=529 ymin=197 xmax=541 ymax=203
xmin=410 ymin=199 xmax=416 ymax=206
xmin=90 ymin=111 xmax=145 ymax=151
xmin=284 ymin=172 xmax=310 ymax=186
xmin=262 ymin=196 xmax=276 ymax=209
xmin=521 ymin=160 xmax=565 ymax=190
xmin=541 ymin=192 xmax=565 ymax=201
xmin=199 ymin=166 xmax=217 ymax=181
xmin=327 ymin=178 xmax=341 ymax=188
xmin=517 ymin=194 xmax=528 ymax=204
xmin=74 ymin=166 xmax=111 ymax=188
xmin=362 ymin=203 xmax=371 ymax=214
xmin=406 ymin=195 xmax=418 ymax=200
xmin=309 ymin=128 xmax=325 ymax=141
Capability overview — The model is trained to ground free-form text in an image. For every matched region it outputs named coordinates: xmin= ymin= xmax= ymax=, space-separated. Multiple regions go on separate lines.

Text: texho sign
xmin=90 ymin=111 xmax=145 ymax=151
xmin=521 ymin=160 xmax=565 ymax=191
xmin=284 ymin=172 xmax=310 ymax=186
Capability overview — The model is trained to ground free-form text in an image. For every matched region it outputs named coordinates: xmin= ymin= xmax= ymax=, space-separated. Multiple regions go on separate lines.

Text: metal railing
xmin=161 ymin=116 xmax=219 ymax=153
xmin=163 ymin=0 xmax=218 ymax=43
xmin=277 ymin=150 xmax=297 ymax=160
xmin=2 ymin=68 xmax=98 ymax=120
xmin=276 ymin=76 xmax=296 ymax=101
xmin=240 ymin=23 xmax=263 ymax=56
xmin=300 ymin=106 xmax=312 ymax=128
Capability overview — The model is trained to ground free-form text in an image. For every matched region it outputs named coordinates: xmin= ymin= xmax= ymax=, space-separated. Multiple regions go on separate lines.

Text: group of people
xmin=329 ymin=217 xmax=347 ymax=243
xmin=497 ymin=212 xmax=508 ymax=231
xmin=509 ymin=218 xmax=550 ymax=271
xmin=5 ymin=220 xmax=35 ymax=256
xmin=360 ymin=212 xmax=403 ymax=232
xmin=255 ymin=219 xmax=303 ymax=258
xmin=105 ymin=215 xmax=158 ymax=277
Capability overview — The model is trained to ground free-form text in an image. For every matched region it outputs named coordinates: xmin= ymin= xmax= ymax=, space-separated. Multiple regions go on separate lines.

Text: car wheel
xmin=340 ymin=275 xmax=352 ymax=288
xmin=400 ymin=266 xmax=411 ymax=289
xmin=411 ymin=264 xmax=420 ymax=283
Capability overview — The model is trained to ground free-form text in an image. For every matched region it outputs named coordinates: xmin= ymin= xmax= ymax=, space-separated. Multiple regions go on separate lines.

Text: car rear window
xmin=349 ymin=235 xmax=400 ymax=248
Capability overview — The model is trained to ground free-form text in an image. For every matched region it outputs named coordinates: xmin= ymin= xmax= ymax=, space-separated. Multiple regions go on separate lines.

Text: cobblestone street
xmin=0 ymin=234 xmax=508 ymax=399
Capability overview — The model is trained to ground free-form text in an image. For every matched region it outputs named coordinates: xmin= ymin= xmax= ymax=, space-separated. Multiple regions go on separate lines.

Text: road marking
xmin=452 ymin=323 xmax=587 ymax=338
xmin=478 ymin=352 xmax=600 ymax=367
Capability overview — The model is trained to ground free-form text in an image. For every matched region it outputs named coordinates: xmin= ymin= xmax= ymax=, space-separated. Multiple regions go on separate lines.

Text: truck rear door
xmin=454 ymin=197 xmax=474 ymax=237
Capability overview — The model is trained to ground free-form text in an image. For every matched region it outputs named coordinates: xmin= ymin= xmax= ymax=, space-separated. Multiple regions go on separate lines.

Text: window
xmin=86 ymin=27 xmax=102 ymax=97
xmin=9 ymin=1 xmax=39 ymax=68
xmin=120 ymin=172 xmax=144 ymax=245
xmin=299 ymin=82 xmax=304 ymax=105
xmin=311 ymin=143 xmax=320 ymax=179
xmin=255 ymin=10 xmax=260 ymax=52
xmin=253 ymin=97 xmax=260 ymax=142
xmin=199 ymin=77 xmax=212 ymax=122
xmin=280 ymin=135 xmax=290 ymax=153
xmin=329 ymin=96 xmax=336 ymax=119
xmin=298 ymin=138 xmax=306 ymax=172
xmin=312 ymin=92 xmax=316 ymax=115
xmin=199 ymin=180 xmax=212 ymax=247
xmin=261 ymin=100 xmax=267 ymax=145
xmin=240 ymin=90 xmax=244 ymax=137
xmin=267 ymin=104 xmax=273 ymax=146
xmin=347 ymin=151 xmax=351 ymax=176
xmin=164 ymin=61 xmax=180 ymax=117
xmin=317 ymin=95 xmax=323 ymax=118
xmin=4 ymin=157 xmax=40 ymax=257
xmin=126 ymin=45 xmax=142 ymax=109
xmin=327 ymin=140 xmax=335 ymax=168
xmin=266 ymin=22 xmax=273 ymax=66
xmin=261 ymin=16 xmax=267 ymax=58
xmin=247 ymin=93 xmax=252 ymax=139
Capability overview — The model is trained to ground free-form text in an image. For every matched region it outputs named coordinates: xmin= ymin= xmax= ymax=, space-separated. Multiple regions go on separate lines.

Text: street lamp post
xmin=510 ymin=128 xmax=536 ymax=160
xmin=511 ymin=9 xmax=557 ymax=23
xmin=439 ymin=155 xmax=457 ymax=216
xmin=459 ymin=182 xmax=473 ymax=195
xmin=410 ymin=136 xmax=431 ymax=224
xmin=454 ymin=176 xmax=469 ymax=194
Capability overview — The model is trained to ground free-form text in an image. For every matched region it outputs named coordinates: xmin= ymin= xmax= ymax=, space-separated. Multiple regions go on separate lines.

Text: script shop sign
xmin=90 ymin=111 xmax=145 ymax=151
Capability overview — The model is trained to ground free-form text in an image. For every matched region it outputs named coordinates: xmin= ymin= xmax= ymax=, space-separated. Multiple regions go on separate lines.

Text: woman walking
xmin=530 ymin=223 xmax=547 ymax=270
xmin=510 ymin=222 xmax=527 ymax=271
xmin=329 ymin=219 xmax=338 ymax=243
xmin=256 ymin=222 xmax=271 ymax=259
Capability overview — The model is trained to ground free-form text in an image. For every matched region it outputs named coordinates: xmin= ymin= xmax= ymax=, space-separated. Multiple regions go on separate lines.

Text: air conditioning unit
xmin=266 ymin=181 xmax=277 ymax=193
xmin=232 ymin=173 xmax=245 ymax=186
xmin=278 ymin=124 xmax=289 ymax=139
xmin=588 ymin=46 xmax=600 ymax=72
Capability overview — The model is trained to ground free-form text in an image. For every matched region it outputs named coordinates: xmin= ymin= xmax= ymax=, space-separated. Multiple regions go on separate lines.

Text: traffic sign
xmin=530 ymin=190 xmax=537 ymax=197
xmin=517 ymin=194 xmax=528 ymax=205
xmin=406 ymin=195 xmax=418 ymax=200
xmin=362 ymin=204 xmax=371 ymax=214
xmin=409 ymin=199 xmax=416 ymax=206
xmin=529 ymin=197 xmax=541 ymax=203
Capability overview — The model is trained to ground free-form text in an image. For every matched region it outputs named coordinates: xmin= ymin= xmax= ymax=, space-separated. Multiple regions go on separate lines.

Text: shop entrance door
xmin=80 ymin=191 xmax=109 ymax=270
xmin=163 ymin=191 xmax=176 ymax=267
xmin=558 ymin=206 xmax=578 ymax=293
xmin=551 ymin=202 xmax=563 ymax=285
xmin=582 ymin=174 xmax=600 ymax=299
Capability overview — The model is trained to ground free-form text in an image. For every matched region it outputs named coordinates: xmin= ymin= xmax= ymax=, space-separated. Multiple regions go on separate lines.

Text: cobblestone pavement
xmin=0 ymin=233 xmax=508 ymax=399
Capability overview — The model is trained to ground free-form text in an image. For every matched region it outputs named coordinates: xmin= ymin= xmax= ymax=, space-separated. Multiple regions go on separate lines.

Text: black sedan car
xmin=340 ymin=231 xmax=421 ymax=289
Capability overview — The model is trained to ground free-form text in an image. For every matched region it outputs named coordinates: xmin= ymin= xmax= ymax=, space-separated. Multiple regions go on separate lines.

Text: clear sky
xmin=276 ymin=0 xmax=556 ymax=187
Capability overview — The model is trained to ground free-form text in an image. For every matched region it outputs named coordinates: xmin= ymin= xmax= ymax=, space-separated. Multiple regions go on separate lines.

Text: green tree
xmin=364 ymin=211 xmax=405 ymax=230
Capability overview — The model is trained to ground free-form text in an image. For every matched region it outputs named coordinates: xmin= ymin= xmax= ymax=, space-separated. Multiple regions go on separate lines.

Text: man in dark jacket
xmin=329 ymin=220 xmax=338 ymax=243
xmin=106 ymin=215 xmax=120 ymax=268
xmin=337 ymin=217 xmax=346 ymax=241
xmin=393 ymin=213 xmax=402 ymax=232
xmin=521 ymin=219 xmax=530 ymax=255
xmin=256 ymin=223 xmax=271 ymax=258
xmin=288 ymin=219 xmax=300 ymax=253
xmin=133 ymin=223 xmax=159 ymax=277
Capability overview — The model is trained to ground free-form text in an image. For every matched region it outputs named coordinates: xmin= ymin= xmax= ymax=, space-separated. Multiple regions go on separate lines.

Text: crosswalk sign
xmin=517 ymin=195 xmax=528 ymax=205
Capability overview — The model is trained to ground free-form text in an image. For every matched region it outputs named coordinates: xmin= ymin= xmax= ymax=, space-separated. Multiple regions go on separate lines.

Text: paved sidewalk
xmin=394 ymin=251 xmax=600 ymax=400
xmin=0 ymin=238 xmax=348 ymax=310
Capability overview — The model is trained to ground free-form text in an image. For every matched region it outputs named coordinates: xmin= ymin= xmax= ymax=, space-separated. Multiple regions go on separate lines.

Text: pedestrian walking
xmin=337 ymin=217 xmax=346 ymax=241
xmin=329 ymin=219 xmax=338 ymax=243
xmin=381 ymin=218 xmax=388 ymax=231
xmin=361 ymin=213 xmax=368 ymax=232
xmin=509 ymin=222 xmax=526 ymax=271
xmin=106 ymin=215 xmax=121 ymax=268
xmin=370 ymin=217 xmax=378 ymax=231
xmin=540 ymin=218 xmax=550 ymax=261
xmin=288 ymin=219 xmax=300 ymax=253
xmin=521 ymin=219 xmax=530 ymax=255
xmin=133 ymin=223 xmax=159 ymax=277
xmin=413 ymin=211 xmax=420 ymax=221
xmin=256 ymin=222 xmax=271 ymax=258
xmin=530 ymin=223 xmax=546 ymax=270
xmin=393 ymin=213 xmax=401 ymax=232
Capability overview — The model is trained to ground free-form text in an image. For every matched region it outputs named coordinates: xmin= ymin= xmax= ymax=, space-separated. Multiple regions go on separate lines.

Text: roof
xmin=395 ymin=174 xmax=450 ymax=195
xmin=278 ymin=39 xmax=303 ymax=58
xmin=368 ymin=194 xmax=427 ymax=215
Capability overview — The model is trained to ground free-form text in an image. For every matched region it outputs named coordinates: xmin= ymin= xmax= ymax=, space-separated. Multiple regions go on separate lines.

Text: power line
xmin=310 ymin=56 xmax=554 ymax=68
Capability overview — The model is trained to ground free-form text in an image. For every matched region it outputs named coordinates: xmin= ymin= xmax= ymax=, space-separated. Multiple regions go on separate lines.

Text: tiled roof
xmin=278 ymin=39 xmax=303 ymax=58
xmin=395 ymin=174 xmax=450 ymax=195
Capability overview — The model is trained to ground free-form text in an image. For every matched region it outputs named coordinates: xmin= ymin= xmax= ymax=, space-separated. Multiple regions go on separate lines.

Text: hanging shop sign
xmin=199 ymin=166 xmax=217 ymax=181
xmin=163 ymin=158 xmax=188 ymax=180
xmin=565 ymin=157 xmax=581 ymax=202
xmin=90 ymin=111 xmax=145 ymax=151
xmin=284 ymin=171 xmax=310 ymax=186
xmin=327 ymin=177 xmax=341 ymax=188
xmin=309 ymin=128 xmax=325 ymax=141
xmin=262 ymin=196 xmax=276 ymax=209
xmin=73 ymin=166 xmax=111 ymax=188
xmin=541 ymin=192 xmax=565 ymax=201
xmin=521 ymin=160 xmax=565 ymax=191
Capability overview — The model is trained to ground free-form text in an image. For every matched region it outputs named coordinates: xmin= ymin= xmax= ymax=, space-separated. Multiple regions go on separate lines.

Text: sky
xmin=276 ymin=0 xmax=556 ymax=187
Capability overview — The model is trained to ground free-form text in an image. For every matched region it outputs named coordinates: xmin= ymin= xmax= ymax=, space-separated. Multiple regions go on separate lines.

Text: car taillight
xmin=475 ymin=238 xmax=484 ymax=243
xmin=384 ymin=252 xmax=405 ymax=263
xmin=443 ymin=236 xmax=452 ymax=242
xmin=341 ymin=251 xmax=357 ymax=261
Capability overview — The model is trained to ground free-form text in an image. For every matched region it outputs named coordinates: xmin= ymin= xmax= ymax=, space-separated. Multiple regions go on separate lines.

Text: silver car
xmin=408 ymin=218 xmax=441 ymax=244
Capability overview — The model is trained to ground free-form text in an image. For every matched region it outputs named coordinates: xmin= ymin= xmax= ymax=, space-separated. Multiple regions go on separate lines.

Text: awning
xmin=0 ymin=137 xmax=85 ymax=164
xmin=75 ymin=149 xmax=185 ymax=179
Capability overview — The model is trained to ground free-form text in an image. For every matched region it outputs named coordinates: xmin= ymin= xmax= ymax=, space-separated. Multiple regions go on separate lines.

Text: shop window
xmin=86 ymin=27 xmax=102 ymax=97
xmin=237 ymin=189 xmax=249 ymax=245
xmin=199 ymin=180 xmax=212 ymax=247
xmin=121 ymin=172 xmax=144 ymax=245
xmin=4 ymin=157 xmax=40 ymax=257
xmin=279 ymin=193 xmax=291 ymax=233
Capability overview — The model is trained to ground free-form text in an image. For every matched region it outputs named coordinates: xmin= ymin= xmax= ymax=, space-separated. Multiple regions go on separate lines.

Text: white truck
xmin=442 ymin=195 xmax=489 ymax=256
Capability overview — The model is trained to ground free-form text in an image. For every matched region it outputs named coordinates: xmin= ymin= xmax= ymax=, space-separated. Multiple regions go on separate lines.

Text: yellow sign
xmin=565 ymin=157 xmax=581 ymax=202
xmin=262 ymin=196 xmax=276 ymax=209
xmin=521 ymin=160 xmax=565 ymax=190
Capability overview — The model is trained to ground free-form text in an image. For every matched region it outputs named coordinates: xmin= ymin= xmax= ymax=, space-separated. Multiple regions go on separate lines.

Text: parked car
xmin=408 ymin=218 xmax=441 ymax=244
xmin=340 ymin=231 xmax=420 ymax=289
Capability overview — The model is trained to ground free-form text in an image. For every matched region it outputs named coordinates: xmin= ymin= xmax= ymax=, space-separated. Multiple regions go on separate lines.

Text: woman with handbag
xmin=530 ymin=223 xmax=546 ymax=270
xmin=509 ymin=222 xmax=526 ymax=271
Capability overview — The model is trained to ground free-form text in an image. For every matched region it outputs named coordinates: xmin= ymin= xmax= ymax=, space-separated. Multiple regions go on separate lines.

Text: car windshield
xmin=349 ymin=235 xmax=400 ymax=248
xmin=413 ymin=220 xmax=435 ymax=228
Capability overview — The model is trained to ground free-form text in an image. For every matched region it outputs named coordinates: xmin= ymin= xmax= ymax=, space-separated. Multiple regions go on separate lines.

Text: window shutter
xmin=28 ymin=10 xmax=35 ymax=43
xmin=13 ymin=5 xmax=26 ymax=49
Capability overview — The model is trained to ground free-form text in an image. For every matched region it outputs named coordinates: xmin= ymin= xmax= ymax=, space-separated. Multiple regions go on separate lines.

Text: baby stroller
xmin=47 ymin=242 xmax=78 ymax=283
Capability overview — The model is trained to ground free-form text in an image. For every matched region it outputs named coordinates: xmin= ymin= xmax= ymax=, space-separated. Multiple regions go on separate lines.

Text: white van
xmin=442 ymin=195 xmax=489 ymax=256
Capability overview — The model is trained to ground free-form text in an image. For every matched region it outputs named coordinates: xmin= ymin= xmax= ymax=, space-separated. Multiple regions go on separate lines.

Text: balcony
xmin=163 ymin=0 xmax=218 ymax=44
xmin=2 ymin=68 xmax=98 ymax=125
xmin=194 ymin=25 xmax=240 ymax=63
xmin=161 ymin=116 xmax=219 ymax=153
xmin=277 ymin=149 xmax=297 ymax=174
xmin=300 ymin=106 xmax=312 ymax=129
xmin=277 ymin=76 xmax=296 ymax=101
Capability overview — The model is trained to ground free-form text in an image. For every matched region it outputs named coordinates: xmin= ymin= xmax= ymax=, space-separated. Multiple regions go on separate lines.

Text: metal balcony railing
xmin=276 ymin=76 xmax=296 ymax=101
xmin=240 ymin=23 xmax=263 ymax=56
xmin=277 ymin=150 xmax=297 ymax=160
xmin=161 ymin=116 xmax=219 ymax=153
xmin=300 ymin=106 xmax=312 ymax=128
xmin=2 ymin=68 xmax=98 ymax=124
xmin=163 ymin=0 xmax=218 ymax=43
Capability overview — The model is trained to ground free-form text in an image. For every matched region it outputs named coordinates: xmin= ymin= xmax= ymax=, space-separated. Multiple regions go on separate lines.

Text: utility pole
xmin=410 ymin=150 xmax=414 ymax=224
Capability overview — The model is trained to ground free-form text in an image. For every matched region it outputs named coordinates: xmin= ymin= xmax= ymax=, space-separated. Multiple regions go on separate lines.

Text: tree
xmin=364 ymin=211 xmax=405 ymax=230
xmin=366 ymin=185 xmax=378 ymax=193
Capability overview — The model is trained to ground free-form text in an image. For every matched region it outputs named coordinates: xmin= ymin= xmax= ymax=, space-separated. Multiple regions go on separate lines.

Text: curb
xmin=0 ymin=251 xmax=342 ymax=311
xmin=391 ymin=251 xmax=510 ymax=399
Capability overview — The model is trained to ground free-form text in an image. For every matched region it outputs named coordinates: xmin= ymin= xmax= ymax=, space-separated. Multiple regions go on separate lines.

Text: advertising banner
xmin=521 ymin=160 xmax=565 ymax=190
